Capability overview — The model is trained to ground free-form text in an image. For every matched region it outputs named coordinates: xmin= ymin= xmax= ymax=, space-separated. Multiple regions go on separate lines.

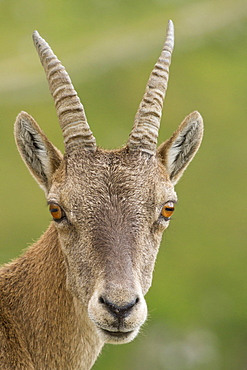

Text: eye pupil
xmin=161 ymin=202 xmax=175 ymax=219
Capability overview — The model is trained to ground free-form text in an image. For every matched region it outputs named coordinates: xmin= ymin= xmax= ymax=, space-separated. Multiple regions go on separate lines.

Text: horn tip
xmin=32 ymin=30 xmax=43 ymax=47
xmin=166 ymin=19 xmax=174 ymax=37
xmin=167 ymin=19 xmax=174 ymax=28
xmin=164 ymin=19 xmax=174 ymax=52
xmin=32 ymin=30 xmax=39 ymax=39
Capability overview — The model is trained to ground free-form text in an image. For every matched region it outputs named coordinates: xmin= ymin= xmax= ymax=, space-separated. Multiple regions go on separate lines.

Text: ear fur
xmin=14 ymin=111 xmax=63 ymax=194
xmin=158 ymin=111 xmax=203 ymax=185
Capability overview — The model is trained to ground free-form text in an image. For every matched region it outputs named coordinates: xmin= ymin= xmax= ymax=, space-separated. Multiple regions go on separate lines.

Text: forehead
xmin=52 ymin=148 xmax=175 ymax=203
xmin=66 ymin=149 xmax=164 ymax=185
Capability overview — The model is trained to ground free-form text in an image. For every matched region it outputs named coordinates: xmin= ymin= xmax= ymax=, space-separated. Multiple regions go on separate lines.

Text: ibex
xmin=0 ymin=20 xmax=203 ymax=369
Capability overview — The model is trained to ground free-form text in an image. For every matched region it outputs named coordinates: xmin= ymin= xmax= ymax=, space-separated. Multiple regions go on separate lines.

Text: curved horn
xmin=127 ymin=20 xmax=174 ymax=155
xmin=32 ymin=31 xmax=96 ymax=152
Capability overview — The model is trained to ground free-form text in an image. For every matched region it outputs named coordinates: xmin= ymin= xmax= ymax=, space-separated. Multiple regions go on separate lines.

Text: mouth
xmin=101 ymin=328 xmax=134 ymax=337
xmin=99 ymin=328 xmax=137 ymax=343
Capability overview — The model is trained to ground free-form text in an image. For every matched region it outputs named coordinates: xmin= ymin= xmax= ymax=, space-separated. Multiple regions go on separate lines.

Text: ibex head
xmin=14 ymin=21 xmax=203 ymax=344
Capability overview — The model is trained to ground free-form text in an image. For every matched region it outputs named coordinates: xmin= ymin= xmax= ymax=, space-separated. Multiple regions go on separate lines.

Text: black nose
xmin=99 ymin=296 xmax=139 ymax=319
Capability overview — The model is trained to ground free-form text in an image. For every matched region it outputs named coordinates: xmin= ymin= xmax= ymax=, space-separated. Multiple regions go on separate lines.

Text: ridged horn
xmin=127 ymin=20 xmax=174 ymax=155
xmin=32 ymin=31 xmax=96 ymax=152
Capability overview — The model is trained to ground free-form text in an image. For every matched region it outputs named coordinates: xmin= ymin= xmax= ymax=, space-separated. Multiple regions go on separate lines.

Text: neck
xmin=1 ymin=223 xmax=103 ymax=369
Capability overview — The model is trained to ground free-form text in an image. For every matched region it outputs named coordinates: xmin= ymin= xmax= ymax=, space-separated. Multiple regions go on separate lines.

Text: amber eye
xmin=161 ymin=202 xmax=175 ymax=220
xmin=49 ymin=203 xmax=64 ymax=221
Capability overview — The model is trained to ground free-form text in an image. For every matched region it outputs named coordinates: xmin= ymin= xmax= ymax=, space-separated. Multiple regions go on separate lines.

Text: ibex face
xmin=51 ymin=148 xmax=176 ymax=343
xmin=14 ymin=21 xmax=203 ymax=344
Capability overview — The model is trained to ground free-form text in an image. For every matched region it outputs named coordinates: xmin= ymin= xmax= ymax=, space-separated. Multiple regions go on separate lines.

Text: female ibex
xmin=0 ymin=20 xmax=203 ymax=369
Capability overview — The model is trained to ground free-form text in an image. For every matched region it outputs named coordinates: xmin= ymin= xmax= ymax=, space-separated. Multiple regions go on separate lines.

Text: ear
xmin=158 ymin=111 xmax=203 ymax=185
xmin=14 ymin=111 xmax=63 ymax=194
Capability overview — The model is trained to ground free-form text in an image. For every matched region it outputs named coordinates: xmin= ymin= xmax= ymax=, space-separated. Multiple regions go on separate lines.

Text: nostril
xmin=98 ymin=296 xmax=105 ymax=304
xmin=98 ymin=295 xmax=140 ymax=319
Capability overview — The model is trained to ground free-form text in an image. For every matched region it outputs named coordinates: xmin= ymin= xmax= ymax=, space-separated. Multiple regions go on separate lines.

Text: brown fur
xmin=0 ymin=225 xmax=102 ymax=369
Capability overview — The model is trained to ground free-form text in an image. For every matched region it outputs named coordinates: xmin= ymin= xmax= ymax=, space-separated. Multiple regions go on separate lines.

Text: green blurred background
xmin=0 ymin=0 xmax=246 ymax=369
